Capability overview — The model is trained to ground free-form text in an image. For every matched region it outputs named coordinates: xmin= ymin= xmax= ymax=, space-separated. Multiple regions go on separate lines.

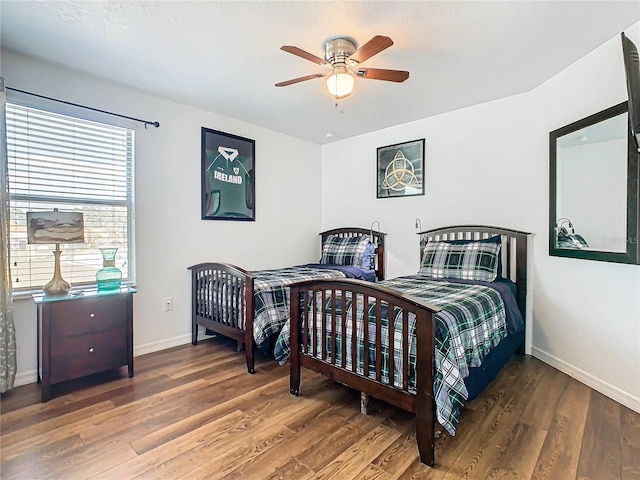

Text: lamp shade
xmin=26 ymin=211 xmax=84 ymax=244
xmin=326 ymin=72 xmax=354 ymax=99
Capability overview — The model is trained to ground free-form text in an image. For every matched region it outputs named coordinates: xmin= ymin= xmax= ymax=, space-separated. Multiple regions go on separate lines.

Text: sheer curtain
xmin=0 ymin=77 xmax=17 ymax=393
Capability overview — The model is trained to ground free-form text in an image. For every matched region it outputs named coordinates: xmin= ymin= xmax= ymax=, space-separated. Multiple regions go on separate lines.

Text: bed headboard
xmin=320 ymin=227 xmax=387 ymax=281
xmin=417 ymin=225 xmax=531 ymax=348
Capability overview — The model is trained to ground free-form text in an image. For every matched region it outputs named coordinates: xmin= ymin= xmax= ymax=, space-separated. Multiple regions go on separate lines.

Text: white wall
xmin=321 ymin=24 xmax=640 ymax=412
xmin=2 ymin=50 xmax=323 ymax=385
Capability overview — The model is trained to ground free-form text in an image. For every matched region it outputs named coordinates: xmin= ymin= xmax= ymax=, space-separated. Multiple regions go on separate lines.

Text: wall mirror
xmin=549 ymin=102 xmax=639 ymax=264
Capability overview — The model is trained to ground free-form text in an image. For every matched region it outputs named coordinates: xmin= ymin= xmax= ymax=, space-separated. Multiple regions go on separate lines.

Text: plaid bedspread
xmin=276 ymin=274 xmax=508 ymax=436
xmin=252 ymin=266 xmax=346 ymax=351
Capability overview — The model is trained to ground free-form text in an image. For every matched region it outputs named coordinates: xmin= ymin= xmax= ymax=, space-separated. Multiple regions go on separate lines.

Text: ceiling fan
xmin=275 ymin=35 xmax=409 ymax=99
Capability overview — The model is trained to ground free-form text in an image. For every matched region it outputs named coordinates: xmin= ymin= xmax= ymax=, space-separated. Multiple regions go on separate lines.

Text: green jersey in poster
xmin=204 ymin=146 xmax=254 ymax=219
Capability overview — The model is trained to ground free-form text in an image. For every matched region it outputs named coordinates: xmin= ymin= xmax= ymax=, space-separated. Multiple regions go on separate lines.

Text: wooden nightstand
xmin=34 ymin=287 xmax=136 ymax=402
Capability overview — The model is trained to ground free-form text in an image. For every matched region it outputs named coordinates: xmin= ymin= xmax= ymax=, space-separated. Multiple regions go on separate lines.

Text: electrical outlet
xmin=163 ymin=297 xmax=173 ymax=311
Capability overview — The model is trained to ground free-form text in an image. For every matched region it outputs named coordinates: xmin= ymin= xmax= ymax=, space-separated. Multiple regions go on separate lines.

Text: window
xmin=6 ymin=103 xmax=135 ymax=292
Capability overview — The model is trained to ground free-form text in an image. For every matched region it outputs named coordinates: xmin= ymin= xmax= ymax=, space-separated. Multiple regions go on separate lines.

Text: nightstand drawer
xmin=49 ymin=296 xmax=127 ymax=337
xmin=50 ymin=329 xmax=127 ymax=384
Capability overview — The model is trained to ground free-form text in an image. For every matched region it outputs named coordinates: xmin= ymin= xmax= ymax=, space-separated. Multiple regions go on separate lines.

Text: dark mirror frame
xmin=549 ymin=101 xmax=640 ymax=264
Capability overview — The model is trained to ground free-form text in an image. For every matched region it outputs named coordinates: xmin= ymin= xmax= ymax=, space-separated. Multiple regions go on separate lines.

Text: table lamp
xmin=26 ymin=209 xmax=84 ymax=296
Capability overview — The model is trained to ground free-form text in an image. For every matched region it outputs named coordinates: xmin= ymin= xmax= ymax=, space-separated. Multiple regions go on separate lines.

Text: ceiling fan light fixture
xmin=277 ymin=35 xmax=408 ymax=101
xmin=326 ymin=72 xmax=354 ymax=99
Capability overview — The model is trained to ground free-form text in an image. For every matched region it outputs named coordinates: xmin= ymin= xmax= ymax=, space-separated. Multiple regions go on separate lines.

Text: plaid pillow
xmin=443 ymin=235 xmax=503 ymax=278
xmin=320 ymin=234 xmax=372 ymax=268
xmin=419 ymin=241 xmax=501 ymax=282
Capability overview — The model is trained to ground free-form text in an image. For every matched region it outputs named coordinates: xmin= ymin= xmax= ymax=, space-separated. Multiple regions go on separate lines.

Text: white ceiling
xmin=2 ymin=1 xmax=639 ymax=144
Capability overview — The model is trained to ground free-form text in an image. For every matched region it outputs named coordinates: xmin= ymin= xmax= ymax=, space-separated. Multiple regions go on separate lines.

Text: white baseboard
xmin=14 ymin=370 xmax=37 ymax=387
xmin=133 ymin=333 xmax=192 ymax=357
xmin=531 ymin=346 xmax=640 ymax=413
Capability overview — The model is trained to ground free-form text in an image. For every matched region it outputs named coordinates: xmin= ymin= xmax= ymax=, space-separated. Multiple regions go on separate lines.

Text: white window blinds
xmin=6 ymin=103 xmax=135 ymax=291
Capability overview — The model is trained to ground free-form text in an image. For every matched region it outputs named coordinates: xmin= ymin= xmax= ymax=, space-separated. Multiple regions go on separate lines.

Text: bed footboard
xmin=289 ymin=278 xmax=441 ymax=466
xmin=188 ymin=262 xmax=256 ymax=374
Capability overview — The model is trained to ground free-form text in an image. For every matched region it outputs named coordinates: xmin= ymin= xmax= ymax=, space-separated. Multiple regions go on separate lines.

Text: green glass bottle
xmin=96 ymin=247 xmax=122 ymax=291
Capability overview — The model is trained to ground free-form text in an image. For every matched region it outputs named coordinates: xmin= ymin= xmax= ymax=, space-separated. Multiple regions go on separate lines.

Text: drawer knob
xmin=90 ymin=313 xmax=96 ymax=318
xmin=89 ymin=348 xmax=95 ymax=353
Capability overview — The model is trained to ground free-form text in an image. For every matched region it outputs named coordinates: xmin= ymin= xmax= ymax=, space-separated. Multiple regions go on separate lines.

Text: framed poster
xmin=201 ymin=127 xmax=255 ymax=221
xmin=376 ymin=138 xmax=425 ymax=198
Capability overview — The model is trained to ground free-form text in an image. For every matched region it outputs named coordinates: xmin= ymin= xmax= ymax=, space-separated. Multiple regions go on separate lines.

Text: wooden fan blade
xmin=280 ymin=46 xmax=327 ymax=65
xmin=356 ymin=68 xmax=409 ymax=82
xmin=275 ymin=73 xmax=326 ymax=87
xmin=349 ymin=35 xmax=394 ymax=64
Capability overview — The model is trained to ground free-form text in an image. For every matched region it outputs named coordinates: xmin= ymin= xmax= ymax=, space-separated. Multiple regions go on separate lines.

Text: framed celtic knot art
xmin=376 ymin=138 xmax=425 ymax=198
xmin=201 ymin=127 xmax=255 ymax=221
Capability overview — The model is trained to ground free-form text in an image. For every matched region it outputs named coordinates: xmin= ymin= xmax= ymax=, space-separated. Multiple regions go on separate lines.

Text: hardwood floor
xmin=1 ymin=337 xmax=639 ymax=479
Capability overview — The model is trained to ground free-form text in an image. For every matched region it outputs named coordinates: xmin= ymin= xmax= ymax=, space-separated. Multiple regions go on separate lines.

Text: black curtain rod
xmin=7 ymin=87 xmax=160 ymax=128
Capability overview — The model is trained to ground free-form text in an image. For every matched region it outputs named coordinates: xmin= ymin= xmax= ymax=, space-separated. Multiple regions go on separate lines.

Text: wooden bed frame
xmin=288 ymin=225 xmax=530 ymax=466
xmin=188 ymin=227 xmax=386 ymax=374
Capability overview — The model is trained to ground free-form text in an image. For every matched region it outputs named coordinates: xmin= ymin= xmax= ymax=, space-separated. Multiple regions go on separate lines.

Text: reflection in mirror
xmin=555 ymin=110 xmax=628 ymax=253
xmin=549 ymin=101 xmax=639 ymax=264
xmin=555 ymin=218 xmax=590 ymax=250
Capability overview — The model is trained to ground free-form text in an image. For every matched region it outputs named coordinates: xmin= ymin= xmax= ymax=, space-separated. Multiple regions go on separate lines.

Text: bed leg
xmin=236 ymin=340 xmax=243 ymax=352
xmin=360 ymin=392 xmax=370 ymax=415
xmin=415 ymin=397 xmax=436 ymax=467
xmin=289 ymin=288 xmax=301 ymax=395
xmin=245 ymin=342 xmax=255 ymax=374
xmin=290 ymin=365 xmax=300 ymax=396
xmin=415 ymin=417 xmax=435 ymax=467
xmin=290 ymin=348 xmax=300 ymax=396
xmin=192 ymin=324 xmax=198 ymax=346
xmin=191 ymin=268 xmax=198 ymax=346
